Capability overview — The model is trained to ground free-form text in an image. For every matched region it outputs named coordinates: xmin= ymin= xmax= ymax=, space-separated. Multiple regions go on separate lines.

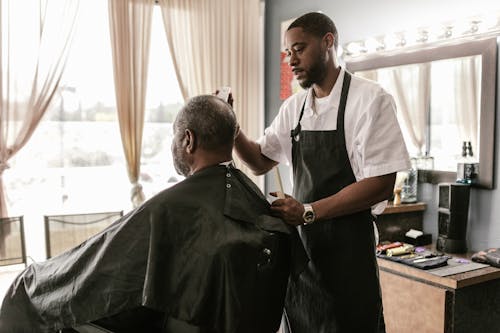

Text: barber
xmin=233 ymin=12 xmax=410 ymax=333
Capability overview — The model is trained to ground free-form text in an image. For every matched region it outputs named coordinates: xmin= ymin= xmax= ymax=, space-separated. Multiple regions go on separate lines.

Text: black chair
xmin=0 ymin=216 xmax=27 ymax=267
xmin=44 ymin=211 xmax=123 ymax=258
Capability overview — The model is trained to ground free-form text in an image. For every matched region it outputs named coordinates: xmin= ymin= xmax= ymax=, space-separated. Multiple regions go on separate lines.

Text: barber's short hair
xmin=175 ymin=95 xmax=237 ymax=151
xmin=288 ymin=12 xmax=338 ymax=50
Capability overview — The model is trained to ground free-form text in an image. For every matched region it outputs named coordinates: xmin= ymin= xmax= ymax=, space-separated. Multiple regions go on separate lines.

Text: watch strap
xmin=302 ymin=203 xmax=315 ymax=224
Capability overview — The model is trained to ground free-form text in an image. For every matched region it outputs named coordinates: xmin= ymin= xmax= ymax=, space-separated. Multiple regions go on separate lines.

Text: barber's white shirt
xmin=258 ymin=68 xmax=410 ymax=214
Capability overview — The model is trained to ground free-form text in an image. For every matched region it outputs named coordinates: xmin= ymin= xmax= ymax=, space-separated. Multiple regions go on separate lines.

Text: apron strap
xmin=290 ymin=70 xmax=352 ymax=142
xmin=336 ymin=71 xmax=351 ymax=133
xmin=290 ymin=94 xmax=308 ymax=140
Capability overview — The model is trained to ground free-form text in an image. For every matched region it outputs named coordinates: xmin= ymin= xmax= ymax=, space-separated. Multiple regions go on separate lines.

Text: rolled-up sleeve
xmin=257 ymin=105 xmax=293 ymax=166
xmin=354 ymin=92 xmax=411 ymax=178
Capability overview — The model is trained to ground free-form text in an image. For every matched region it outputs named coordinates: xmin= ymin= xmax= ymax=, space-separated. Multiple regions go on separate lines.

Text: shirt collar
xmin=303 ymin=67 xmax=345 ymax=118
xmin=219 ymin=160 xmax=235 ymax=167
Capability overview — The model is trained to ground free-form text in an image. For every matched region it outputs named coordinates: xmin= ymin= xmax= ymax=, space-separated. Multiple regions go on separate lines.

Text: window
xmin=3 ymin=1 xmax=183 ymax=261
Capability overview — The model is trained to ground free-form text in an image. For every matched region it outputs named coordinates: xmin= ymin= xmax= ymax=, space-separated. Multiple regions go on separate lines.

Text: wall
xmin=264 ymin=0 xmax=500 ymax=251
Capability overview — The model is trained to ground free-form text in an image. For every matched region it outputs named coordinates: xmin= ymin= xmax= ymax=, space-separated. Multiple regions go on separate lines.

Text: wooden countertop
xmin=378 ymin=257 xmax=500 ymax=289
xmin=381 ymin=201 xmax=426 ymax=215
xmin=377 ymin=248 xmax=500 ymax=290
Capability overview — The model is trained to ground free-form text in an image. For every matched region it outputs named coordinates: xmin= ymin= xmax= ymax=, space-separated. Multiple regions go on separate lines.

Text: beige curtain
xmin=454 ymin=56 xmax=480 ymax=154
xmin=108 ymin=0 xmax=154 ymax=207
xmin=0 ymin=0 xmax=79 ymax=218
xmin=384 ymin=63 xmax=430 ymax=156
xmin=158 ymin=0 xmax=263 ymax=186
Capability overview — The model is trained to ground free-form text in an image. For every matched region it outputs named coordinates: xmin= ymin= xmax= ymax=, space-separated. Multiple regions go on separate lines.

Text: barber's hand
xmin=269 ymin=192 xmax=305 ymax=226
xmin=234 ymin=123 xmax=240 ymax=139
xmin=213 ymin=90 xmax=234 ymax=107
xmin=213 ymin=90 xmax=238 ymax=138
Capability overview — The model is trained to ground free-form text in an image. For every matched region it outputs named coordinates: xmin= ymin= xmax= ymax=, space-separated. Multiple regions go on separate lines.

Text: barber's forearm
xmin=311 ymin=173 xmax=396 ymax=221
xmin=234 ymin=130 xmax=277 ymax=175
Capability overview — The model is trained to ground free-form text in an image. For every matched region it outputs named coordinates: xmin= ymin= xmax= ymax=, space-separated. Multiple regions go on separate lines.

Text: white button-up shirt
xmin=258 ymin=68 xmax=410 ymax=214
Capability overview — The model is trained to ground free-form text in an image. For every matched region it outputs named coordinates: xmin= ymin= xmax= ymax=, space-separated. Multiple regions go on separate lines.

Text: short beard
xmin=298 ymin=52 xmax=328 ymax=89
xmin=173 ymin=158 xmax=190 ymax=177
xmin=172 ymin=140 xmax=191 ymax=177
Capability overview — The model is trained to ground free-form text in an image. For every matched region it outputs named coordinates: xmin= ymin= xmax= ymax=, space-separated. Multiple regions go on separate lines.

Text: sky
xmin=62 ymin=0 xmax=183 ymax=109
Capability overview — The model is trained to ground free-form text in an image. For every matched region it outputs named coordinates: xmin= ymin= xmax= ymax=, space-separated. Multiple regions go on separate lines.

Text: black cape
xmin=0 ymin=164 xmax=305 ymax=333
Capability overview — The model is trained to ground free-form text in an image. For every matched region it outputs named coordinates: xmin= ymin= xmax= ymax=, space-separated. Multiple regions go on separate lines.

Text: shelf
xmin=381 ymin=201 xmax=426 ymax=215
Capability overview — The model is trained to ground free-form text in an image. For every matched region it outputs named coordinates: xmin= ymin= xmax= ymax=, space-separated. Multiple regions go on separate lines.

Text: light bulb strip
xmin=341 ymin=12 xmax=500 ymax=60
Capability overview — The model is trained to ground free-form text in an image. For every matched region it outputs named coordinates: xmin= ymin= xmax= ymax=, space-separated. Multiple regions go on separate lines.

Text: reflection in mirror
xmin=346 ymin=37 xmax=496 ymax=188
xmin=356 ymin=55 xmax=481 ymax=172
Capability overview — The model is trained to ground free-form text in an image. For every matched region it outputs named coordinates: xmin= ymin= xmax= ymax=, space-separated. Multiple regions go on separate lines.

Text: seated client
xmin=0 ymin=95 xmax=303 ymax=333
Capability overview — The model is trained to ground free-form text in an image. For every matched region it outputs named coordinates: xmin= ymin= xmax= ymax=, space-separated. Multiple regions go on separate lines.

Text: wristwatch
xmin=302 ymin=203 xmax=316 ymax=224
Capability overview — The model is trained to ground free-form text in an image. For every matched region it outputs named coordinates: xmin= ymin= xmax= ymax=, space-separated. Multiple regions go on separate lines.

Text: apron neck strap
xmin=290 ymin=70 xmax=352 ymax=140
xmin=336 ymin=71 xmax=351 ymax=132
xmin=290 ymin=95 xmax=307 ymax=139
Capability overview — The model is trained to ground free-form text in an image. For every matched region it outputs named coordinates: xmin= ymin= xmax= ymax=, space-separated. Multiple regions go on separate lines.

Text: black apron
xmin=284 ymin=72 xmax=383 ymax=333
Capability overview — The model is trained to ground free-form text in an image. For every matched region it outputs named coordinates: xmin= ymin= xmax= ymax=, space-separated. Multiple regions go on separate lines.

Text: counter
xmin=378 ymin=249 xmax=500 ymax=333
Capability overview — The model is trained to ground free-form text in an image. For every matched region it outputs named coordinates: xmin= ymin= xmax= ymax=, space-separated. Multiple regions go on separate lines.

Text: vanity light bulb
xmin=434 ymin=25 xmax=454 ymax=39
xmin=444 ymin=26 xmax=453 ymax=38
xmin=396 ymin=35 xmax=407 ymax=47
xmin=383 ymin=34 xmax=398 ymax=50
xmin=428 ymin=24 xmax=445 ymax=40
xmin=404 ymin=30 xmax=418 ymax=45
xmin=425 ymin=31 xmax=438 ymax=43
xmin=482 ymin=13 xmax=499 ymax=30
xmin=453 ymin=20 xmax=470 ymax=36
xmin=365 ymin=37 xmax=383 ymax=52
xmin=469 ymin=20 xmax=480 ymax=33
xmin=416 ymin=30 xmax=429 ymax=43
xmin=346 ymin=42 xmax=362 ymax=56
xmin=345 ymin=42 xmax=356 ymax=55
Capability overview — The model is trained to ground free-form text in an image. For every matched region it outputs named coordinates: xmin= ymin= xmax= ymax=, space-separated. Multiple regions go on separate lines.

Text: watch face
xmin=304 ymin=211 xmax=314 ymax=223
xmin=303 ymin=204 xmax=315 ymax=224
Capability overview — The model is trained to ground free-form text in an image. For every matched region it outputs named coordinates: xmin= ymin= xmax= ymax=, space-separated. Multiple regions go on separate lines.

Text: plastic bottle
xmin=457 ymin=141 xmax=468 ymax=183
xmin=457 ymin=141 xmax=478 ymax=184
xmin=466 ymin=141 xmax=479 ymax=183
xmin=467 ymin=141 xmax=473 ymax=157
xmin=401 ymin=157 xmax=418 ymax=203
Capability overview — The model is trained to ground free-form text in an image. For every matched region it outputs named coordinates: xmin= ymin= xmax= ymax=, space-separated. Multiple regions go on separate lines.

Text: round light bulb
xmin=364 ymin=37 xmax=383 ymax=52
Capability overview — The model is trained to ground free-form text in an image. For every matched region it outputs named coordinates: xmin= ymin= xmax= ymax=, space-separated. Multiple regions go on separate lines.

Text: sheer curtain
xmin=0 ymin=0 xmax=79 ymax=218
xmin=108 ymin=0 xmax=154 ymax=207
xmin=454 ymin=56 xmax=480 ymax=153
xmin=158 ymin=0 xmax=263 ymax=185
xmin=384 ymin=63 xmax=430 ymax=156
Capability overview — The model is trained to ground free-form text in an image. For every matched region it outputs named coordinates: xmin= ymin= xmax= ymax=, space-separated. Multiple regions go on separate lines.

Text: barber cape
xmin=0 ymin=164 xmax=305 ymax=333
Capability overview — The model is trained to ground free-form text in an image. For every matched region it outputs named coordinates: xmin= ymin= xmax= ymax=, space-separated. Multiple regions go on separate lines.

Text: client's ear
xmin=184 ymin=129 xmax=196 ymax=154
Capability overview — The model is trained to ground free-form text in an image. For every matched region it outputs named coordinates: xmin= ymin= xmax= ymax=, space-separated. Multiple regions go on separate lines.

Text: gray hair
xmin=174 ymin=95 xmax=237 ymax=151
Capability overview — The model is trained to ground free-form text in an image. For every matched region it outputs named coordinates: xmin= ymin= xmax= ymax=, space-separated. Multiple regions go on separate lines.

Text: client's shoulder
xmin=146 ymin=165 xmax=228 ymax=208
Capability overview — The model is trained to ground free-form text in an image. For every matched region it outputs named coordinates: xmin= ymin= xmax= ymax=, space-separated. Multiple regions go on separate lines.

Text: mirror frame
xmin=345 ymin=37 xmax=497 ymax=189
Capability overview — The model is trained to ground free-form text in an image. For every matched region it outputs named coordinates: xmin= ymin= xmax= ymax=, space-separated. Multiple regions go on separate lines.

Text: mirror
xmin=345 ymin=37 xmax=497 ymax=188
